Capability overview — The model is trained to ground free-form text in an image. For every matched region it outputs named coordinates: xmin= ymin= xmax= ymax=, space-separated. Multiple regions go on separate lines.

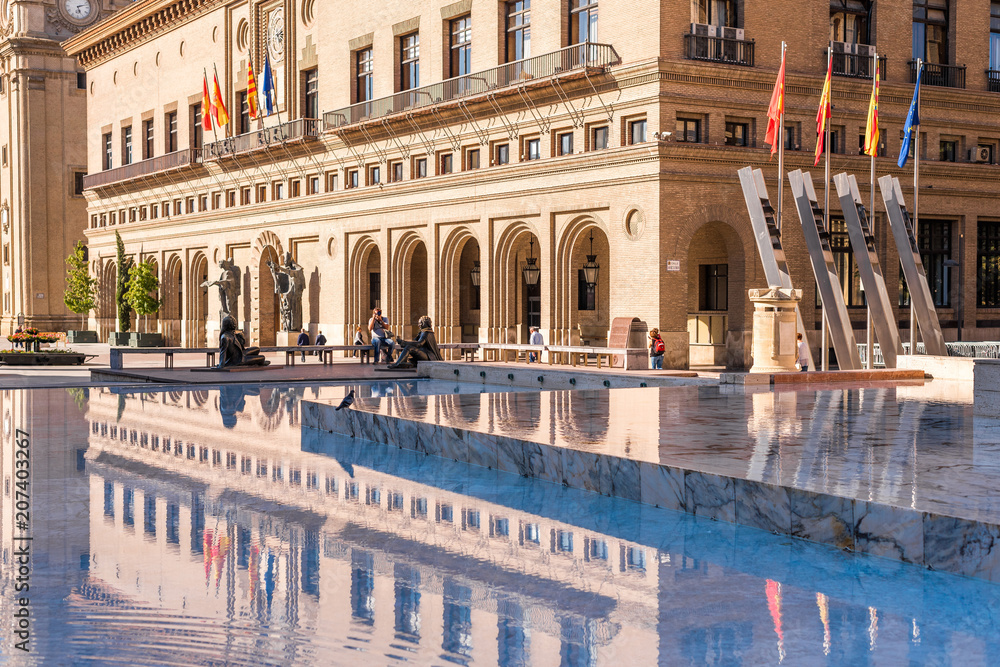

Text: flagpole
xmin=911 ymin=58 xmax=921 ymax=355
xmin=822 ymin=43 xmax=832 ymax=372
xmin=777 ymin=41 xmax=786 ymax=232
xmin=866 ymin=50 xmax=876 ymax=369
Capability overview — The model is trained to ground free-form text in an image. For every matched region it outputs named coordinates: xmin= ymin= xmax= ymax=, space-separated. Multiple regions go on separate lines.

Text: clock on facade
xmin=267 ymin=7 xmax=285 ymax=63
xmin=63 ymin=0 xmax=92 ymax=20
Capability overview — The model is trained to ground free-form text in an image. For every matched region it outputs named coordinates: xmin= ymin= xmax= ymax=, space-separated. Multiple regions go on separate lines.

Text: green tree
xmin=114 ymin=231 xmax=133 ymax=332
xmin=63 ymin=240 xmax=97 ymax=329
xmin=124 ymin=257 xmax=161 ymax=330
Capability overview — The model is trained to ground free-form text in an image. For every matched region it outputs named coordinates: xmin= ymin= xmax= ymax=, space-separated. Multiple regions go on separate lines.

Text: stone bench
xmin=259 ymin=345 xmax=374 ymax=365
xmin=545 ymin=345 xmax=647 ymax=369
xmin=480 ymin=343 xmax=546 ymax=363
xmin=109 ymin=347 xmax=218 ymax=370
xmin=438 ymin=343 xmax=480 ymax=361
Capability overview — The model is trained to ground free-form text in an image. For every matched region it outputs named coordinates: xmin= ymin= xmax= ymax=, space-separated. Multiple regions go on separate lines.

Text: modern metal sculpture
xmin=834 ymin=173 xmax=902 ymax=368
xmin=737 ymin=166 xmax=815 ymax=370
xmin=787 ymin=169 xmax=861 ymax=370
xmin=877 ymin=175 xmax=947 ymax=356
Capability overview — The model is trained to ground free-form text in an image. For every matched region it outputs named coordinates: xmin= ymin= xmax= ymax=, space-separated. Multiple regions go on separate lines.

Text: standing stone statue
xmin=201 ymin=258 xmax=241 ymax=323
xmin=266 ymin=252 xmax=305 ymax=331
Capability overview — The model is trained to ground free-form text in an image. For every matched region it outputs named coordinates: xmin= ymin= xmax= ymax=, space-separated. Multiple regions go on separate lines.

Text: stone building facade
xmin=65 ymin=0 xmax=1000 ymax=368
xmin=0 ymin=0 xmax=131 ymax=333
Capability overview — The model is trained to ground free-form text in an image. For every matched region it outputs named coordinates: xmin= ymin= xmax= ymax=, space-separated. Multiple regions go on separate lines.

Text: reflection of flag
xmin=766 ymin=579 xmax=785 ymax=661
xmin=863 ymin=59 xmax=880 ymax=157
xmin=261 ymin=53 xmax=276 ymax=116
xmin=246 ymin=53 xmax=260 ymax=120
xmin=898 ymin=64 xmax=922 ymax=168
xmin=212 ymin=71 xmax=230 ymax=128
xmin=814 ymin=55 xmax=832 ymax=166
xmin=817 ymin=592 xmax=831 ymax=655
xmin=201 ymin=75 xmax=214 ymax=131
xmin=764 ymin=49 xmax=787 ymax=156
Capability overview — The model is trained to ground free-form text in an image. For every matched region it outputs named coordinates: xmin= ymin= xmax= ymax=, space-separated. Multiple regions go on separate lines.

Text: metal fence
xmin=82 ymin=149 xmax=199 ymax=190
xmin=856 ymin=341 xmax=1000 ymax=368
xmin=910 ymin=60 xmax=966 ymax=89
xmin=202 ymin=118 xmax=320 ymax=161
xmin=683 ymin=34 xmax=755 ymax=67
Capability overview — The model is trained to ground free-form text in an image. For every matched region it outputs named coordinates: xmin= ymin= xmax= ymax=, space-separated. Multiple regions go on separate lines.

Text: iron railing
xmin=202 ymin=118 xmax=321 ymax=161
xmin=82 ymin=149 xmax=199 ymax=190
xmin=683 ymin=33 xmax=755 ymax=67
xmin=323 ymin=42 xmax=620 ymax=129
xmin=910 ymin=61 xmax=966 ymax=89
xmin=858 ymin=341 xmax=1000 ymax=368
xmin=831 ymin=52 xmax=886 ymax=79
xmin=988 ymin=69 xmax=1000 ymax=92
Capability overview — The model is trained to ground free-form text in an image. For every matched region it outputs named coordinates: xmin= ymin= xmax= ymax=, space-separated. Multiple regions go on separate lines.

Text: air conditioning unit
xmin=855 ymin=44 xmax=875 ymax=58
xmin=832 ymin=41 xmax=848 ymax=54
xmin=970 ymin=146 xmax=991 ymax=163
xmin=690 ymin=23 xmax=717 ymax=37
xmin=721 ymin=27 xmax=745 ymax=40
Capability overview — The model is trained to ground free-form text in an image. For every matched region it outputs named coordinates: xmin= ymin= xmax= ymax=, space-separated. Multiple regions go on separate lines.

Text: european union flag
xmin=261 ymin=53 xmax=276 ymax=116
xmin=898 ymin=65 xmax=922 ymax=168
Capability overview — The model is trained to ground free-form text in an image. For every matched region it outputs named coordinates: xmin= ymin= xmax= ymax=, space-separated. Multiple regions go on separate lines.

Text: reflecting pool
xmin=1 ymin=385 xmax=999 ymax=665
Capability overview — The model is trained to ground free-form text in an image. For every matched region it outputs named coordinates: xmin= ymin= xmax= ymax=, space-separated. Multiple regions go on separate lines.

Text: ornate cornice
xmin=64 ymin=0 xmax=228 ymax=68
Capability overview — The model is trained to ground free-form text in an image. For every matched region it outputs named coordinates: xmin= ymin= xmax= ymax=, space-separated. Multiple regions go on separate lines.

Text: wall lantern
xmin=521 ymin=238 xmax=541 ymax=286
xmin=470 ymin=260 xmax=481 ymax=287
xmin=582 ymin=230 xmax=600 ymax=288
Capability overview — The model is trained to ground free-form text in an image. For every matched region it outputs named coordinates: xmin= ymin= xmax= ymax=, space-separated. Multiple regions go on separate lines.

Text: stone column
xmin=748 ymin=287 xmax=802 ymax=374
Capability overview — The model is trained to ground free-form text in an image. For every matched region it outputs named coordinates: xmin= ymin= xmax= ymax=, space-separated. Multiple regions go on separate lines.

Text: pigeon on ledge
xmin=335 ymin=389 xmax=356 ymax=411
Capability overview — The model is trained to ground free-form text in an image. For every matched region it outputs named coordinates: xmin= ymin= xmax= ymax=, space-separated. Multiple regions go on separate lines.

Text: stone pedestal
xmin=276 ymin=331 xmax=296 ymax=347
xmin=748 ymin=287 xmax=802 ymax=374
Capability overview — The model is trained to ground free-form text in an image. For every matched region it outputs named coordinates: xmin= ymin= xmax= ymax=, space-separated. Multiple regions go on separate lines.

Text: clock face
xmin=267 ymin=8 xmax=285 ymax=63
xmin=64 ymin=0 xmax=92 ymax=20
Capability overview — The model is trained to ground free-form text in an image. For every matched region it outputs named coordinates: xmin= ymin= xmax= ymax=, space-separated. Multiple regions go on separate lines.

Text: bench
xmin=480 ymin=343 xmax=546 ymax=363
xmin=259 ymin=345 xmax=374 ymax=365
xmin=545 ymin=345 xmax=647 ymax=369
xmin=109 ymin=347 xmax=217 ymax=370
xmin=438 ymin=343 xmax=480 ymax=361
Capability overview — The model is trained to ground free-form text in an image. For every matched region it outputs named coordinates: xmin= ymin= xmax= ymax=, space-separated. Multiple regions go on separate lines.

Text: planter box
xmin=108 ymin=332 xmax=130 ymax=346
xmin=129 ymin=333 xmax=164 ymax=348
xmin=0 ymin=353 xmax=86 ymax=366
xmin=67 ymin=330 xmax=99 ymax=344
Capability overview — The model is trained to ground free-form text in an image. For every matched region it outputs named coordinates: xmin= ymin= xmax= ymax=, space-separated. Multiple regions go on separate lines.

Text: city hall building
xmin=65 ymin=0 xmax=1000 ymax=368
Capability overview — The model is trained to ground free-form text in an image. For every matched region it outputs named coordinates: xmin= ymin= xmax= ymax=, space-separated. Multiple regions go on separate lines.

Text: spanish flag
xmin=212 ymin=70 xmax=230 ymax=129
xmin=814 ymin=54 xmax=832 ymax=166
xmin=201 ymin=73 xmax=214 ymax=132
xmin=764 ymin=48 xmax=786 ymax=157
xmin=863 ymin=58 xmax=880 ymax=157
xmin=246 ymin=53 xmax=260 ymax=120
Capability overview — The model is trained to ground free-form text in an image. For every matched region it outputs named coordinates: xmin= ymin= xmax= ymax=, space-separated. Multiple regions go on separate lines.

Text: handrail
xmin=988 ymin=69 xmax=1000 ymax=93
xmin=82 ymin=148 xmax=199 ymax=190
xmin=910 ymin=60 xmax=966 ymax=89
xmin=831 ymin=52 xmax=887 ymax=80
xmin=323 ymin=42 xmax=620 ymax=129
xmin=683 ymin=33 xmax=755 ymax=67
xmin=202 ymin=118 xmax=321 ymax=161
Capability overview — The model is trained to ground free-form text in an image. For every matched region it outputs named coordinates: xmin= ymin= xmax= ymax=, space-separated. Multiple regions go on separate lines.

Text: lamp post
xmin=521 ymin=238 xmax=540 ymax=286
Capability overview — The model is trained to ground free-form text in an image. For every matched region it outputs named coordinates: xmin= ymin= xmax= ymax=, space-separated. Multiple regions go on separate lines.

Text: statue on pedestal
xmin=201 ymin=258 xmax=241 ymax=322
xmin=218 ymin=316 xmax=269 ymax=368
xmin=266 ymin=252 xmax=305 ymax=331
xmin=388 ymin=316 xmax=443 ymax=369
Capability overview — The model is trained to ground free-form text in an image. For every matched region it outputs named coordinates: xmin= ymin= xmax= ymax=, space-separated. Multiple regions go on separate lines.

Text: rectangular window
xmin=273 ymin=182 xmax=284 ymax=200
xmin=830 ymin=1 xmax=869 ymax=44
xmin=390 ymin=161 xmax=403 ymax=182
xmin=939 ymin=140 xmax=957 ymax=162
xmin=200 ymin=195 xmax=209 ymax=211
xmin=629 ymin=118 xmax=647 ymax=144
xmin=978 ymin=221 xmax=1000 ymax=307
xmin=400 ymin=34 xmax=419 ymax=91
xmin=524 ymin=137 xmax=540 ymax=160
xmin=414 ymin=157 xmax=427 ymax=178
xmin=143 ymin=119 xmax=154 ymax=159
xmin=591 ymin=125 xmax=609 ymax=150
xmin=77 ymin=72 xmax=87 ymax=89
xmin=1 ymin=145 xmax=5 ymax=166
xmin=326 ymin=172 xmax=339 ymax=192
xmin=440 ymin=153 xmax=453 ymax=174
xmin=308 ymin=175 xmax=320 ymax=194
xmin=506 ymin=1 xmax=531 ymax=62
xmin=186 ymin=197 xmax=195 ymax=214
xmin=103 ymin=132 xmax=113 ymax=170
xmin=495 ymin=143 xmax=510 ymax=165
xmin=992 ymin=2 xmax=1000 ymax=71
xmin=122 ymin=126 xmax=133 ymax=165
xmin=570 ymin=0 xmax=598 ymax=44
xmin=291 ymin=180 xmax=301 ymax=197
xmin=465 ymin=148 xmax=480 ymax=170
xmin=449 ymin=16 xmax=472 ymax=78
xmin=785 ymin=125 xmax=798 ymax=151
xmin=150 ymin=204 xmax=159 ymax=219
xmin=369 ymin=272 xmax=381 ymax=310
xmin=828 ymin=219 xmax=865 ymax=307
xmin=674 ymin=118 xmax=701 ymax=144
xmin=901 ymin=219 xmax=952 ymax=307
xmin=239 ymin=91 xmax=250 ymax=134
xmin=303 ymin=68 xmax=319 ymax=119
xmin=558 ymin=132 xmax=574 ymax=155
xmin=348 ymin=170 xmax=359 ymax=189
xmin=240 ymin=187 xmax=251 ymax=205
xmin=368 ymin=165 xmax=380 ymax=185
xmin=577 ymin=269 xmax=596 ymax=310
xmin=256 ymin=184 xmax=266 ymax=203
xmin=725 ymin=122 xmax=748 ymax=147
xmin=700 ymin=264 xmax=729 ymax=310
xmin=357 ymin=48 xmax=373 ymax=102
xmin=165 ymin=111 xmax=178 ymax=153
xmin=913 ymin=0 xmax=948 ymax=64
xmin=74 ymin=171 xmax=85 ymax=196
xmin=191 ymin=103 xmax=203 ymax=149
xmin=226 ymin=190 xmax=236 ymax=207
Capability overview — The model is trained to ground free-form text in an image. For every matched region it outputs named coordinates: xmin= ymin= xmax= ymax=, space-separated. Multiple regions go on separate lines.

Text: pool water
xmin=2 ymin=384 xmax=998 ymax=665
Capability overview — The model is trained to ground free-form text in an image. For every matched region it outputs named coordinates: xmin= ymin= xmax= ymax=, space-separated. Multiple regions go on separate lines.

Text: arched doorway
xmin=438 ymin=228 xmax=481 ymax=346
xmin=492 ymin=224 xmax=540 ymax=343
xmin=257 ymin=246 xmax=280 ymax=346
xmin=348 ymin=236 xmax=381 ymax=345
xmin=687 ymin=221 xmax=747 ymax=368
xmin=555 ymin=220 xmax=611 ymax=346
xmin=389 ymin=232 xmax=428 ymax=339
xmin=162 ymin=255 xmax=183 ymax=345
xmin=97 ymin=260 xmax=117 ymax=339
xmin=188 ymin=253 xmax=209 ymax=347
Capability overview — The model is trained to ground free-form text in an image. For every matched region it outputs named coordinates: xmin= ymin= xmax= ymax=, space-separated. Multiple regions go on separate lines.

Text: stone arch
xmin=161 ymin=254 xmax=183 ymax=345
xmin=187 ymin=252 xmax=209 ymax=347
xmin=554 ymin=214 xmax=612 ymax=346
xmin=97 ymin=259 xmax=117 ymax=340
xmin=250 ymin=231 xmax=284 ymax=346
xmin=388 ymin=231 xmax=429 ymax=339
xmin=491 ymin=221 xmax=542 ymax=343
xmin=347 ymin=235 xmax=381 ymax=344
xmin=437 ymin=226 xmax=481 ymax=346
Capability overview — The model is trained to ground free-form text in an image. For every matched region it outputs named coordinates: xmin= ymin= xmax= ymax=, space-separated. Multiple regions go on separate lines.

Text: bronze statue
xmin=388 ymin=316 xmax=443 ymax=369
xmin=201 ymin=258 xmax=241 ymax=322
xmin=266 ymin=252 xmax=305 ymax=331
xmin=218 ymin=316 xmax=269 ymax=368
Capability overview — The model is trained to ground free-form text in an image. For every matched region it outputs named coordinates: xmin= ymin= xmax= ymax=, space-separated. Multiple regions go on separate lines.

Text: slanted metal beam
xmin=737 ymin=166 xmax=814 ymax=370
xmin=788 ymin=169 xmax=862 ymax=370
xmin=833 ymin=173 xmax=902 ymax=368
xmin=877 ymin=175 xmax=948 ymax=356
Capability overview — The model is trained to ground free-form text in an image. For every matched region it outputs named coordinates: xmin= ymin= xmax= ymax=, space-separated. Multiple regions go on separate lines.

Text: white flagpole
xmin=911 ymin=58 xmax=921 ymax=354
xmin=866 ymin=50 xmax=877 ymax=369
xmin=777 ymin=41 xmax=786 ymax=232
xmin=822 ymin=44 xmax=832 ymax=371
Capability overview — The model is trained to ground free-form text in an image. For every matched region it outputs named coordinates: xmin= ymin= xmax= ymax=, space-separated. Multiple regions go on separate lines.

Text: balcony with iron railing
xmin=910 ymin=60 xmax=966 ymax=89
xmin=988 ymin=69 xmax=1000 ymax=92
xmin=323 ymin=42 xmax=620 ymax=129
xmin=831 ymin=52 xmax=886 ymax=79
xmin=83 ymin=148 xmax=200 ymax=190
xmin=683 ymin=33 xmax=755 ymax=67
xmin=202 ymin=117 xmax=321 ymax=161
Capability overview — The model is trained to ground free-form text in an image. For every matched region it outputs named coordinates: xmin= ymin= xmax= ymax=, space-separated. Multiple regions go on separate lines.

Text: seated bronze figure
xmin=218 ymin=316 xmax=270 ymax=368
xmin=388 ymin=316 xmax=443 ymax=369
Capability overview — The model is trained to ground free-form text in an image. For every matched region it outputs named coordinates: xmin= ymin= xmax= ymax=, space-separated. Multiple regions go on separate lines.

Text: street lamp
xmin=521 ymin=238 xmax=540 ymax=286
xmin=582 ymin=230 xmax=600 ymax=288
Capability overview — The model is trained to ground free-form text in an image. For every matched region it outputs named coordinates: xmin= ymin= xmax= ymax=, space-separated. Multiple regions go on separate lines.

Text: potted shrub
xmin=124 ymin=257 xmax=163 ymax=347
xmin=64 ymin=240 xmax=99 ymax=344
xmin=1 ymin=329 xmax=85 ymax=365
xmin=109 ymin=231 xmax=133 ymax=346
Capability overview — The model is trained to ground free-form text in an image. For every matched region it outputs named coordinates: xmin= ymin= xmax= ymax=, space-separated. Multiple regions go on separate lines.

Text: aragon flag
xmin=764 ymin=49 xmax=786 ymax=157
xmin=212 ymin=71 xmax=230 ymax=128
xmin=201 ymin=74 xmax=214 ymax=132
xmin=814 ymin=55 xmax=832 ymax=166
xmin=246 ymin=52 xmax=260 ymax=120
xmin=863 ymin=59 xmax=880 ymax=157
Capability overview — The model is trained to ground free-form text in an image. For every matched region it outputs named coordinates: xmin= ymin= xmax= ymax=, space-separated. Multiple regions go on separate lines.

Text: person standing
xmin=797 ymin=333 xmax=809 ymax=372
xmin=528 ymin=326 xmax=544 ymax=363
xmin=649 ymin=328 xmax=664 ymax=370
xmin=369 ymin=308 xmax=395 ymax=363
xmin=297 ymin=328 xmax=310 ymax=362
xmin=315 ymin=331 xmax=327 ymax=346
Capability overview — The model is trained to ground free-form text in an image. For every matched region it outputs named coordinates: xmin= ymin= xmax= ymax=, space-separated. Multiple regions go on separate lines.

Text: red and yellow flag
xmin=814 ymin=55 xmax=833 ymax=166
xmin=201 ymin=74 xmax=214 ymax=132
xmin=864 ymin=58 xmax=880 ymax=157
xmin=212 ymin=71 xmax=230 ymax=129
xmin=246 ymin=54 xmax=260 ymax=120
xmin=764 ymin=48 xmax=787 ymax=157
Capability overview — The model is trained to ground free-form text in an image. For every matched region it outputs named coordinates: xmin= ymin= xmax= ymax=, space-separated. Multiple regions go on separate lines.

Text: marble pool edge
xmin=301 ymin=399 xmax=1000 ymax=585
